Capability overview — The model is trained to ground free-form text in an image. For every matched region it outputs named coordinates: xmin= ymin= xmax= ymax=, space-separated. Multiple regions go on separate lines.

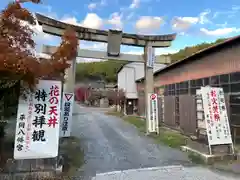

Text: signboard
xmin=200 ymin=87 xmax=232 ymax=146
xmin=147 ymin=93 xmax=159 ymax=133
xmin=14 ymin=80 xmax=62 ymax=159
xmin=146 ymin=46 xmax=155 ymax=68
xmin=60 ymin=92 xmax=74 ymax=137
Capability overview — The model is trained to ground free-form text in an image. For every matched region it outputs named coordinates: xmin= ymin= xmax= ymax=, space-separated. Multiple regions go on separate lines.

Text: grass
xmin=59 ymin=136 xmax=84 ymax=176
xmin=188 ymin=152 xmax=205 ymax=164
xmin=105 ymin=111 xmax=124 ymax=117
xmin=122 ymin=115 xmax=187 ymax=149
xmin=154 ymin=129 xmax=187 ymax=148
xmin=123 ymin=116 xmax=146 ymax=132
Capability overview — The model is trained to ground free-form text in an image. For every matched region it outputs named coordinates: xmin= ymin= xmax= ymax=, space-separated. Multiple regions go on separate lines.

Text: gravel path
xmin=72 ymin=104 xmax=240 ymax=180
xmin=72 ymin=105 xmax=191 ymax=179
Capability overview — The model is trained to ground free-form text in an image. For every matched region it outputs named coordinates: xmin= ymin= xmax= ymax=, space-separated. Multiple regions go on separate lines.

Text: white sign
xmin=60 ymin=92 xmax=74 ymax=137
xmin=147 ymin=93 xmax=159 ymax=133
xmin=14 ymin=80 xmax=62 ymax=159
xmin=146 ymin=46 xmax=155 ymax=68
xmin=200 ymin=86 xmax=232 ymax=145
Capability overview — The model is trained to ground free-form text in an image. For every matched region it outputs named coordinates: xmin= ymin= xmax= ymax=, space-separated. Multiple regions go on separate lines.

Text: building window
xmin=220 ymin=74 xmax=229 ymax=84
xmin=230 ymin=72 xmax=240 ymax=83
xmin=190 ymin=87 xmax=198 ymax=95
xmin=203 ymin=77 xmax=210 ymax=86
xmin=230 ymin=94 xmax=240 ymax=125
xmin=230 ymin=83 xmax=240 ymax=93
xmin=195 ymin=79 xmax=203 ymax=87
xmin=210 ymin=76 xmax=219 ymax=85
xmin=221 ymin=84 xmax=230 ymax=93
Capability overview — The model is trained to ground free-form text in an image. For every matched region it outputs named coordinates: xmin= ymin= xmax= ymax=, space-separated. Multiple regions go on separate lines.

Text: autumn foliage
xmin=0 ymin=0 xmax=78 ymax=89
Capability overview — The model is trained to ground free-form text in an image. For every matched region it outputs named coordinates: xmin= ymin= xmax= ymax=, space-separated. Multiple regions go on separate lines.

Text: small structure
xmin=118 ymin=62 xmax=166 ymax=115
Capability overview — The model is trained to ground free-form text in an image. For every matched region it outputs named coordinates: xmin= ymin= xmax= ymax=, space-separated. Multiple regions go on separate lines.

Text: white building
xmin=117 ymin=62 xmax=166 ymax=114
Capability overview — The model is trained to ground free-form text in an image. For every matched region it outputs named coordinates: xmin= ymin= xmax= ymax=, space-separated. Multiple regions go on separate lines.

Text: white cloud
xmin=88 ymin=3 xmax=97 ymax=10
xmin=214 ymin=5 xmax=240 ymax=19
xmin=107 ymin=12 xmax=123 ymax=30
xmin=200 ymin=27 xmax=240 ymax=36
xmin=124 ymin=47 xmax=178 ymax=55
xmin=81 ymin=13 xmax=103 ymax=29
xmin=155 ymin=48 xmax=178 ymax=55
xmin=199 ymin=9 xmax=211 ymax=24
xmin=61 ymin=13 xmax=103 ymax=29
xmin=61 ymin=16 xmax=80 ymax=26
xmin=172 ymin=9 xmax=211 ymax=31
xmin=135 ymin=16 xmax=164 ymax=31
xmin=129 ymin=0 xmax=140 ymax=9
xmin=80 ymin=42 xmax=107 ymax=51
xmin=126 ymin=12 xmax=134 ymax=20
xmin=172 ymin=17 xmax=198 ymax=31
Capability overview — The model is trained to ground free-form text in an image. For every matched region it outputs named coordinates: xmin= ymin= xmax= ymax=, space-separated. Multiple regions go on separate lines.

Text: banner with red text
xmin=14 ymin=80 xmax=62 ymax=159
xmin=200 ymin=86 xmax=232 ymax=145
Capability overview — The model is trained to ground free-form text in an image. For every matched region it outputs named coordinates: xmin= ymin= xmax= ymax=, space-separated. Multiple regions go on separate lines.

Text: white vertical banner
xmin=146 ymin=46 xmax=155 ymax=68
xmin=14 ymin=80 xmax=62 ymax=159
xmin=147 ymin=93 xmax=159 ymax=133
xmin=201 ymin=86 xmax=232 ymax=146
xmin=60 ymin=92 xmax=74 ymax=137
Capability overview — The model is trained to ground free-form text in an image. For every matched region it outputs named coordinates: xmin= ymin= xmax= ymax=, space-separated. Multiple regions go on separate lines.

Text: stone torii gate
xmin=35 ymin=13 xmax=176 ymax=134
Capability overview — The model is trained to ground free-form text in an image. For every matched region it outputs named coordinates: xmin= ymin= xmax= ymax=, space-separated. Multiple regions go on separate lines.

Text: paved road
xmin=72 ymin=104 xmax=240 ymax=180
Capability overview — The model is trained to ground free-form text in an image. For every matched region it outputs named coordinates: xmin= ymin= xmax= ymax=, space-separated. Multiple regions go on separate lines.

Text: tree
xmin=0 ymin=0 xmax=78 ymax=162
xmin=169 ymin=38 xmax=227 ymax=62
xmin=75 ymin=60 xmax=127 ymax=83
xmin=106 ymin=89 xmax=125 ymax=111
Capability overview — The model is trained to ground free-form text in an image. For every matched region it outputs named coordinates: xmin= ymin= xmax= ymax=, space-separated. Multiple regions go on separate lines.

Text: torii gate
xmin=35 ymin=13 xmax=176 ymax=134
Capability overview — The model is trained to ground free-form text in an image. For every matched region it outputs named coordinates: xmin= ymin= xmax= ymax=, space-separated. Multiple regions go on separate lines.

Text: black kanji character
xmin=62 ymin=124 xmax=68 ymax=131
xmin=18 ymin=122 xmax=25 ymax=128
xmin=34 ymin=103 xmax=47 ymax=114
xmin=18 ymin=129 xmax=25 ymax=135
xmin=64 ymin=106 xmax=70 ymax=112
xmin=32 ymin=130 xmax=46 ymax=142
xmin=35 ymin=89 xmax=47 ymax=102
xmin=32 ymin=116 xmax=46 ymax=128
xmin=221 ymin=105 xmax=225 ymax=111
xmin=64 ymin=111 xmax=69 ymax=116
xmin=17 ymin=136 xmax=24 ymax=143
xmin=19 ymin=114 xmax=25 ymax=121
xmin=16 ymin=144 xmax=23 ymax=151
xmin=64 ymin=102 xmax=70 ymax=107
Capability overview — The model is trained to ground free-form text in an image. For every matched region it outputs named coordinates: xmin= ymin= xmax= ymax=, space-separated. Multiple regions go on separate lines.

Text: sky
xmin=1 ymin=0 xmax=240 ymax=62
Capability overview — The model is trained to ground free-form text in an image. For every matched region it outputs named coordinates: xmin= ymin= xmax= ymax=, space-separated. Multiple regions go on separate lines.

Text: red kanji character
xmin=49 ymin=97 xmax=59 ymax=104
xmin=212 ymin=105 xmax=218 ymax=114
xmin=214 ymin=113 xmax=220 ymax=121
xmin=210 ymin=90 xmax=216 ymax=97
xmin=49 ymin=106 xmax=58 ymax=116
xmin=211 ymin=98 xmax=217 ymax=105
xmin=50 ymin=85 xmax=60 ymax=97
xmin=48 ymin=116 xmax=58 ymax=128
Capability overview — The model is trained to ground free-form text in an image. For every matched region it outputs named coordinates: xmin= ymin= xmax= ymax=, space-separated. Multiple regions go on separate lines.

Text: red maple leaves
xmin=0 ymin=0 xmax=78 ymax=89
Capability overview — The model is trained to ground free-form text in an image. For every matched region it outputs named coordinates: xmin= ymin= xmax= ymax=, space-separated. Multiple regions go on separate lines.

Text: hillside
xmin=75 ymin=38 xmax=226 ymax=83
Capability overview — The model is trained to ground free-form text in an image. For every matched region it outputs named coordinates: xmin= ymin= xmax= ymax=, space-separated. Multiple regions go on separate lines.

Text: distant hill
xmin=75 ymin=38 xmax=227 ymax=83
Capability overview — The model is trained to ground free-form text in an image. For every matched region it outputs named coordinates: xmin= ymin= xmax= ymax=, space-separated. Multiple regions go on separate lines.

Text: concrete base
xmin=181 ymin=145 xmax=237 ymax=165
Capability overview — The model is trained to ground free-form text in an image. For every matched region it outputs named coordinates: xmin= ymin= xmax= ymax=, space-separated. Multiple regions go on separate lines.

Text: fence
xmin=138 ymin=94 xmax=231 ymax=137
